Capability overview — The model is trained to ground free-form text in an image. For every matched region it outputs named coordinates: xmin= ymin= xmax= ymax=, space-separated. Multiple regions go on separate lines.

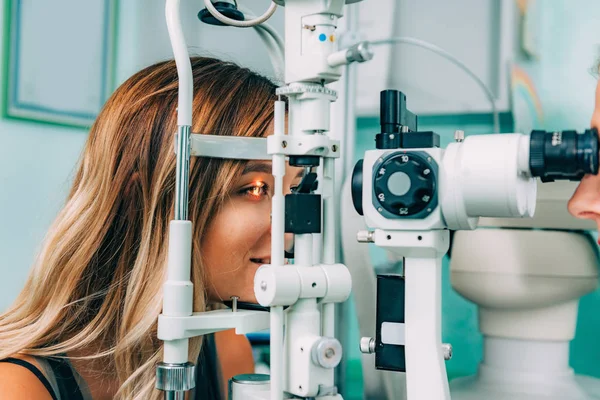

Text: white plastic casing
xmin=255 ymin=265 xmax=301 ymax=306
xmin=363 ymin=134 xmax=537 ymax=232
xmin=163 ymin=221 xmax=193 ymax=317
xmin=287 ymin=333 xmax=336 ymax=397
xmin=441 ymin=134 xmax=537 ymax=230
xmin=254 ymin=264 xmax=352 ymax=306
xmin=320 ymin=264 xmax=352 ymax=303
xmin=161 ymin=220 xmax=194 ymax=363
xmin=295 ymin=91 xmax=336 ymax=132
xmin=267 ymin=133 xmax=340 ymax=158
xmin=451 ymin=229 xmax=599 ymax=340
xmin=280 ymin=0 xmax=346 ymax=83
xmin=230 ymin=375 xmax=271 ymax=400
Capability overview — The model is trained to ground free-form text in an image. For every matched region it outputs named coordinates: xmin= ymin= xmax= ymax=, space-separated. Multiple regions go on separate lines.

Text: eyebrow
xmin=242 ymin=162 xmax=305 ymax=178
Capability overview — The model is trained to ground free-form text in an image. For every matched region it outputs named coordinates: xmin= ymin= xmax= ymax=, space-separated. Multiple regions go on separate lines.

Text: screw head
xmin=454 ymin=130 xmax=465 ymax=142
xmin=260 ymin=281 xmax=267 ymax=291
xmin=282 ymin=140 xmax=288 ymax=148
xmin=442 ymin=343 xmax=453 ymax=360
xmin=332 ymin=144 xmax=338 ymax=152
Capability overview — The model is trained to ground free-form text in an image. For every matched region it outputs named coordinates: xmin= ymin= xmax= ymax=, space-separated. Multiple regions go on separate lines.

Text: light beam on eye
xmin=248 ymin=181 xmax=266 ymax=198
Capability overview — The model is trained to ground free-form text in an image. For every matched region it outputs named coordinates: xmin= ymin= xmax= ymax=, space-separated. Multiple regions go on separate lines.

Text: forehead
xmin=242 ymin=161 xmax=305 ymax=178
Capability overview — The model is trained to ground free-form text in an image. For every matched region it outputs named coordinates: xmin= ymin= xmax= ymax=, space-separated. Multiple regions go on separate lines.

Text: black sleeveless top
xmin=0 ymin=334 xmax=222 ymax=399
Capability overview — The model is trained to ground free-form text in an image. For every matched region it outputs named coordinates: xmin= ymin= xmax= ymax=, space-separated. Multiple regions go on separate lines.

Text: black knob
xmin=352 ymin=160 xmax=364 ymax=216
xmin=198 ymin=2 xmax=244 ymax=26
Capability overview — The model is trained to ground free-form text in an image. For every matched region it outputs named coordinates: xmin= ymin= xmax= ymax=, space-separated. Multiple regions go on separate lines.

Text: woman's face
xmin=201 ymin=158 xmax=304 ymax=303
xmin=568 ymin=78 xmax=600 ymax=233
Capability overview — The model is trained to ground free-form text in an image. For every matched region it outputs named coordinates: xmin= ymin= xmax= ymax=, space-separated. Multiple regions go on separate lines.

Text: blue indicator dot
xmin=319 ymin=33 xmax=327 ymax=42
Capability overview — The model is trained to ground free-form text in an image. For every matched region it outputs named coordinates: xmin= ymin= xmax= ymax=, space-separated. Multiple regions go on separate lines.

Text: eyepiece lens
xmin=529 ymin=128 xmax=599 ymax=182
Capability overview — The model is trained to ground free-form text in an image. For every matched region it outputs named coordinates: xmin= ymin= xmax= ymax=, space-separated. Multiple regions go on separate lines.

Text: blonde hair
xmin=0 ymin=57 xmax=278 ymax=399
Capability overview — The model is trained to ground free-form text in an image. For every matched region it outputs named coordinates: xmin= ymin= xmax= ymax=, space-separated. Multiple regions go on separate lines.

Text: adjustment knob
xmin=360 ymin=337 xmax=376 ymax=354
xmin=155 ymin=362 xmax=196 ymax=391
xmin=372 ymin=152 xmax=437 ymax=217
xmin=312 ymin=338 xmax=343 ymax=369
xmin=198 ymin=1 xmax=244 ymax=26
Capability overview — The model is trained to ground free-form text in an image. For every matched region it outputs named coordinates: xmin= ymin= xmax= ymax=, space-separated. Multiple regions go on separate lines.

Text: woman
xmin=0 ymin=57 xmax=300 ymax=399
xmin=569 ymin=69 xmax=600 ymax=226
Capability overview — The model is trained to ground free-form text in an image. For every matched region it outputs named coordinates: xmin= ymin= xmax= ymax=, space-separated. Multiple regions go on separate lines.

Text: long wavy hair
xmin=0 ymin=57 xmax=278 ymax=399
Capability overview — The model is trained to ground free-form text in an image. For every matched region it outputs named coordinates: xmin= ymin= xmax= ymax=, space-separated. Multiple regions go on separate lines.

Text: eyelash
xmin=241 ymin=182 xmax=271 ymax=199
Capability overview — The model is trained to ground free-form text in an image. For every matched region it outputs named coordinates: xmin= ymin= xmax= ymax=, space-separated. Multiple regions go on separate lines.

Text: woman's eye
xmin=242 ymin=182 xmax=270 ymax=199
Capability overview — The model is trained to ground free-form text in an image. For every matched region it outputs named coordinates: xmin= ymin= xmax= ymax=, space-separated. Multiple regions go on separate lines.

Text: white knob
xmin=312 ymin=338 xmax=343 ymax=369
xmin=360 ymin=337 xmax=375 ymax=354
xmin=357 ymin=230 xmax=374 ymax=243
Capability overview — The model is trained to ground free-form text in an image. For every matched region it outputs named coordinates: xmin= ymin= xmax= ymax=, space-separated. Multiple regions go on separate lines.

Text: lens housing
xmin=529 ymin=128 xmax=599 ymax=182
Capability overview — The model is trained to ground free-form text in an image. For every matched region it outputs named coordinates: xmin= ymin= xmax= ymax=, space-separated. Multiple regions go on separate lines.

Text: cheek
xmin=204 ymin=205 xmax=270 ymax=262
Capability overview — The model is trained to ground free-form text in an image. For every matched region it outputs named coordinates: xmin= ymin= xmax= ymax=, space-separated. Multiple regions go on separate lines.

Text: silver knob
xmin=156 ymin=362 xmax=196 ymax=391
xmin=346 ymin=41 xmax=374 ymax=63
xmin=312 ymin=338 xmax=343 ymax=369
xmin=442 ymin=343 xmax=453 ymax=360
xmin=360 ymin=337 xmax=376 ymax=354
xmin=454 ymin=130 xmax=465 ymax=143
xmin=357 ymin=230 xmax=374 ymax=243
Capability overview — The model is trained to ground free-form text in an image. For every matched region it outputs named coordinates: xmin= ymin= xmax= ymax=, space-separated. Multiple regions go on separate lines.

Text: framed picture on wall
xmin=2 ymin=0 xmax=118 ymax=128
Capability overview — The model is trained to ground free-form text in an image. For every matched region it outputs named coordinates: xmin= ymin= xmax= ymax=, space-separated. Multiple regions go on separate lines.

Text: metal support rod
xmin=270 ymin=307 xmax=284 ymax=400
xmin=174 ymin=125 xmax=191 ymax=220
xmin=322 ymin=157 xmax=336 ymax=265
xmin=322 ymin=157 xmax=336 ymax=338
xmin=270 ymin=100 xmax=287 ymax=400
xmin=159 ymin=1 xmax=195 ymax=398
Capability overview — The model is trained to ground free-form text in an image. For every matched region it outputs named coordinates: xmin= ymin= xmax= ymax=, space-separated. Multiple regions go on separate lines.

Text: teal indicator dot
xmin=319 ymin=33 xmax=327 ymax=42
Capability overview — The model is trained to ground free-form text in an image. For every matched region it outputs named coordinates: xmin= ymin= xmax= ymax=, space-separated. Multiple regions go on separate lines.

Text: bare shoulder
xmin=0 ymin=355 xmax=54 ymax=399
xmin=214 ymin=329 xmax=254 ymax=378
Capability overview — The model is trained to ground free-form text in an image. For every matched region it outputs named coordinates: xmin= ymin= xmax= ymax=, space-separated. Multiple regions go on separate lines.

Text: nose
xmin=267 ymin=211 xmax=295 ymax=256
xmin=284 ymin=233 xmax=294 ymax=254
xmin=568 ymin=173 xmax=600 ymax=224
